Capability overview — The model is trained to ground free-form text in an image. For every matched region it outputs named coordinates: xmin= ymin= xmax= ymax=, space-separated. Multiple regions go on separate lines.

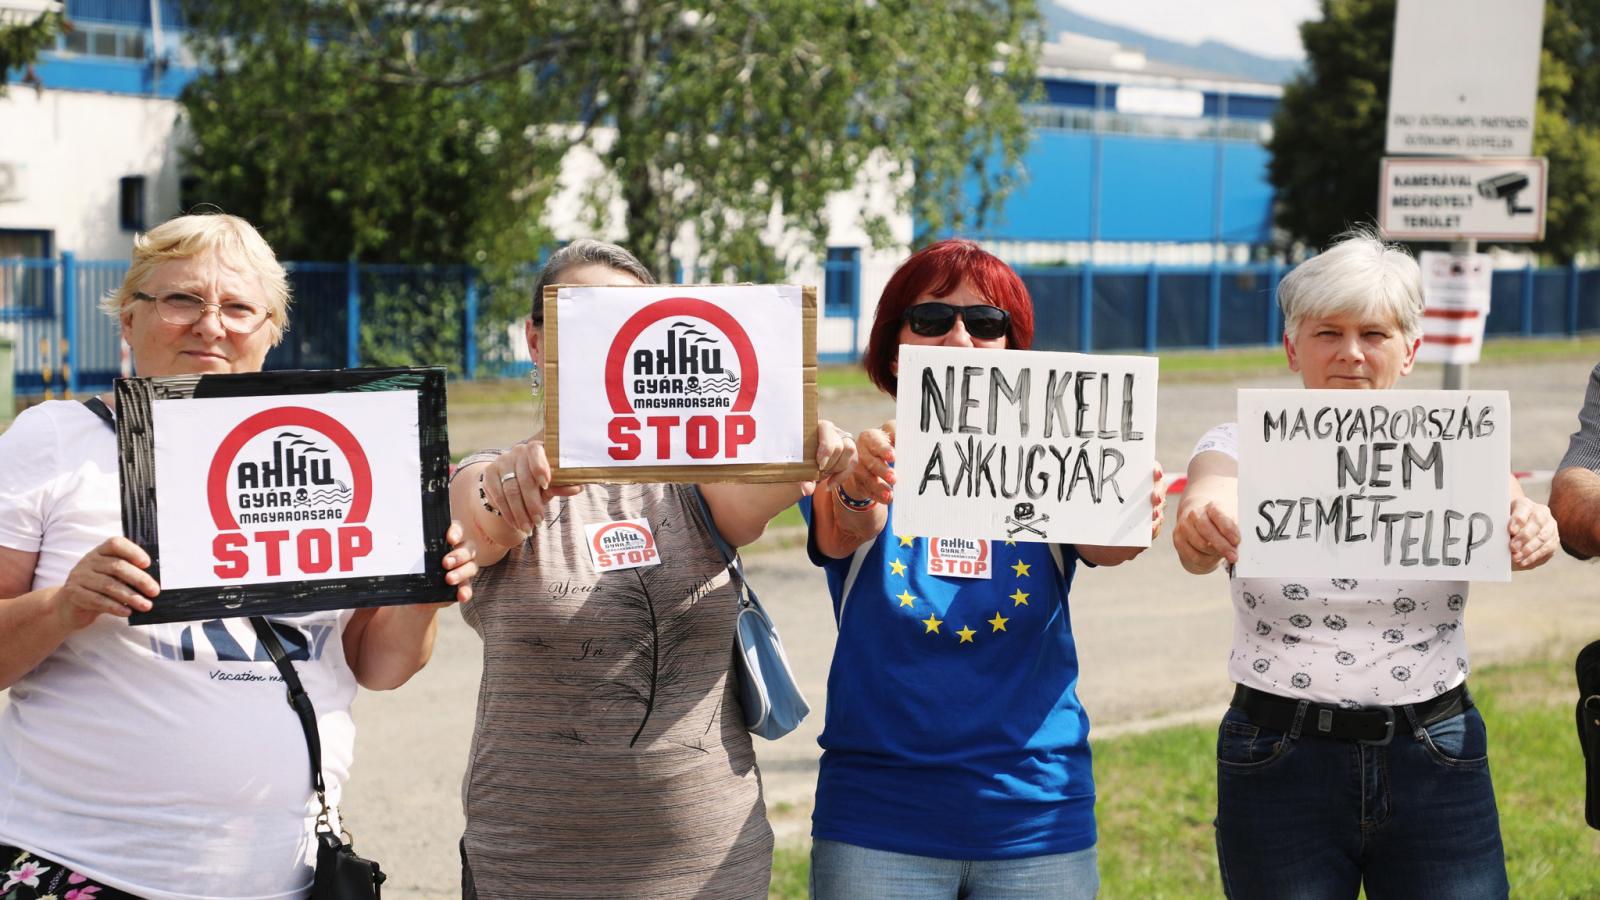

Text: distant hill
xmin=1041 ymin=3 xmax=1303 ymax=85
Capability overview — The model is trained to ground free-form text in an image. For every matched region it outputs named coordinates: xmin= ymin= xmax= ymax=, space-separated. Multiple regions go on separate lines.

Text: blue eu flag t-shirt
xmin=800 ymin=496 xmax=1097 ymax=860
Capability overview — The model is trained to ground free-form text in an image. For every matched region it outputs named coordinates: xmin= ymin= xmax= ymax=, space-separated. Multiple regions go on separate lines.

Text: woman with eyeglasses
xmin=801 ymin=239 xmax=1165 ymax=899
xmin=0 ymin=213 xmax=478 ymax=900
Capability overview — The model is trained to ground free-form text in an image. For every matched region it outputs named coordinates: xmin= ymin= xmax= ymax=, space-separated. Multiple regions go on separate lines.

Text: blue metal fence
xmin=1017 ymin=261 xmax=1600 ymax=354
xmin=4 ymin=255 xmax=1599 ymax=399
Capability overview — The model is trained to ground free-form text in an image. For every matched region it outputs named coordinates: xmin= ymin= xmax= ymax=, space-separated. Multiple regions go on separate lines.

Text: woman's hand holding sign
xmin=840 ymin=420 xmax=897 ymax=506
xmin=1075 ymin=463 xmax=1167 ymax=567
xmin=1173 ymin=449 xmax=1242 ymax=575
xmin=55 ymin=537 xmax=159 ymax=627
xmin=454 ymin=437 xmax=584 ymax=569
xmin=808 ymin=421 xmax=856 ymax=495
xmin=485 ymin=438 xmax=583 ymax=532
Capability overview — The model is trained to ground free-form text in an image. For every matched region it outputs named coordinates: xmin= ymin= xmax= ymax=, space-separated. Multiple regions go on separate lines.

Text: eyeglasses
xmin=902 ymin=302 xmax=1011 ymax=341
xmin=133 ymin=291 xmax=270 ymax=335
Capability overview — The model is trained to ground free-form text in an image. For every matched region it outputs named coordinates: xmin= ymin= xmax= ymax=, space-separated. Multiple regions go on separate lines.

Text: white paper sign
xmin=1417 ymin=251 xmax=1494 ymax=364
xmin=1386 ymin=0 xmax=1544 ymax=156
xmin=1379 ymin=157 xmax=1547 ymax=242
xmin=152 ymin=391 xmax=426 ymax=590
xmin=893 ymin=346 xmax=1157 ymax=547
xmin=1236 ymin=389 xmax=1510 ymax=581
xmin=554 ymin=284 xmax=805 ymax=467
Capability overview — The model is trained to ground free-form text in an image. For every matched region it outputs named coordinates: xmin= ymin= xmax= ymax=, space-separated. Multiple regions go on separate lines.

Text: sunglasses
xmin=902 ymin=302 xmax=1011 ymax=341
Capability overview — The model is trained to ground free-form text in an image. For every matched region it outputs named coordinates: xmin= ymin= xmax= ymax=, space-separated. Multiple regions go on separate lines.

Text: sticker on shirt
xmin=584 ymin=518 xmax=662 ymax=573
xmin=927 ymin=537 xmax=992 ymax=580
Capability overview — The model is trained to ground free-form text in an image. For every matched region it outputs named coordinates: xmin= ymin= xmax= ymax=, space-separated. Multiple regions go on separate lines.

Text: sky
xmin=1056 ymin=0 xmax=1322 ymax=61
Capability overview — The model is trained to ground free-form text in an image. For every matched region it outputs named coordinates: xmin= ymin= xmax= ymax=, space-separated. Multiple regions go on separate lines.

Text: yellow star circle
xmin=988 ymin=612 xmax=1009 ymax=632
xmin=1010 ymin=589 xmax=1030 ymax=606
xmin=922 ymin=613 xmax=943 ymax=634
xmin=897 ymin=590 xmax=916 ymax=608
xmin=889 ymin=559 xmax=908 ymax=576
xmin=1011 ymin=560 xmax=1032 ymax=577
xmin=957 ymin=625 xmax=976 ymax=643
xmin=898 ymin=535 xmax=915 ymax=548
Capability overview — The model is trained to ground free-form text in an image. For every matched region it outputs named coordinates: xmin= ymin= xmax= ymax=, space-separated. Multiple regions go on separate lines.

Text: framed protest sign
xmin=892 ymin=346 xmax=1158 ymax=547
xmin=115 ymin=367 xmax=453 ymax=625
xmin=1235 ymin=389 xmax=1511 ymax=581
xmin=544 ymin=283 xmax=817 ymax=484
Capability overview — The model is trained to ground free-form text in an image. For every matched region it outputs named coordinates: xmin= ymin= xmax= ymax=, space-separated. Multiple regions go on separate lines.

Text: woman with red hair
xmin=800 ymin=239 xmax=1165 ymax=898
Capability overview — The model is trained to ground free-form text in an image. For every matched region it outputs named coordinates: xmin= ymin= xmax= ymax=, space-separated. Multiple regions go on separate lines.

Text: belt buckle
xmin=1359 ymin=706 xmax=1396 ymax=746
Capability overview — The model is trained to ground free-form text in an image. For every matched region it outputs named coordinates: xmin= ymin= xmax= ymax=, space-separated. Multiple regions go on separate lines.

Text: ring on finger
xmin=500 ymin=471 xmax=519 ymax=486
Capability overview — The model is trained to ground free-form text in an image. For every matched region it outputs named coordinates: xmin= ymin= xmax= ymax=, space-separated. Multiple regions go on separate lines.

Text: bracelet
xmin=835 ymin=484 xmax=877 ymax=512
xmin=478 ymin=473 xmax=502 ymax=517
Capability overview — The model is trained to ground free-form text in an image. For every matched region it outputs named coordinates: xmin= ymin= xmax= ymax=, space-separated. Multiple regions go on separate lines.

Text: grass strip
xmin=770 ymin=656 xmax=1600 ymax=898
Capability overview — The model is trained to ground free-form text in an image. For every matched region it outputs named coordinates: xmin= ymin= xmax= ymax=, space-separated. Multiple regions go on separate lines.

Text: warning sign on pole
xmin=1416 ymin=251 xmax=1493 ymax=365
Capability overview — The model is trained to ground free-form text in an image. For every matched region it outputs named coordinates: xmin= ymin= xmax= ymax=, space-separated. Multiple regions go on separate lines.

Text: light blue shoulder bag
xmin=690 ymin=487 xmax=810 ymax=740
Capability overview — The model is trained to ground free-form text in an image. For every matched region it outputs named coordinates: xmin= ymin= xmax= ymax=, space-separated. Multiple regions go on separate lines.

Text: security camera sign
xmin=1379 ymin=157 xmax=1546 ymax=242
xmin=545 ymin=284 xmax=817 ymax=484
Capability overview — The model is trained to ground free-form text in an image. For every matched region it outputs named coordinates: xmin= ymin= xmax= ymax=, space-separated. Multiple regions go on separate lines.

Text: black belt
xmin=1230 ymin=683 xmax=1472 ymax=746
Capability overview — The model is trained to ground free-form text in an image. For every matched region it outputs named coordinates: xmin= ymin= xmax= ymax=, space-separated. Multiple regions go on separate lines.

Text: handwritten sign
xmin=546 ymin=284 xmax=817 ymax=484
xmin=116 ymin=368 xmax=453 ymax=624
xmin=893 ymin=346 xmax=1157 ymax=546
xmin=1236 ymin=389 xmax=1510 ymax=581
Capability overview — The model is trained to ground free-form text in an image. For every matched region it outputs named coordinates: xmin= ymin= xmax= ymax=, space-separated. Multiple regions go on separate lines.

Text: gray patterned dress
xmin=457 ymin=456 xmax=772 ymax=899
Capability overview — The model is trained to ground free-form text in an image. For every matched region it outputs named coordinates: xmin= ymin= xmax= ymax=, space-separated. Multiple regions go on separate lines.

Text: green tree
xmin=179 ymin=0 xmax=1040 ymax=276
xmin=1268 ymin=0 xmax=1600 ymax=261
xmin=0 ymin=6 xmax=65 ymax=95
xmin=180 ymin=4 xmax=555 ymax=270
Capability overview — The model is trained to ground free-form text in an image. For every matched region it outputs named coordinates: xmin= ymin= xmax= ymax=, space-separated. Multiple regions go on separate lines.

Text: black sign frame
xmin=116 ymin=367 xmax=452 ymax=625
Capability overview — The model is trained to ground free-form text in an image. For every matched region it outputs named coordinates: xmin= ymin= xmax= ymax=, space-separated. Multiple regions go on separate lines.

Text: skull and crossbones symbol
xmin=1005 ymin=502 xmax=1049 ymax=538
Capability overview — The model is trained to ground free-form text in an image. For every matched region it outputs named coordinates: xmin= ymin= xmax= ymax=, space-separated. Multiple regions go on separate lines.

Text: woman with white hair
xmin=1172 ymin=230 xmax=1557 ymax=899
xmin=0 ymin=213 xmax=478 ymax=900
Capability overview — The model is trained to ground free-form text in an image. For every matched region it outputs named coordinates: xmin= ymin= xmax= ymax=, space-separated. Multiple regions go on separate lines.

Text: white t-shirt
xmin=0 ymin=401 xmax=358 ymax=900
xmin=1193 ymin=423 xmax=1470 ymax=706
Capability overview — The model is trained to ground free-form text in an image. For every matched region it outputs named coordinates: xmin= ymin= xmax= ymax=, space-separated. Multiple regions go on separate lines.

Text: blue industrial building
xmin=953 ymin=32 xmax=1282 ymax=262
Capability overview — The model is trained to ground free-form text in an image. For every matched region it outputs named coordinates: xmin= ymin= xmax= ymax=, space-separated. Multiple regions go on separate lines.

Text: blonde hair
xmin=1278 ymin=228 xmax=1424 ymax=344
xmin=103 ymin=213 xmax=291 ymax=345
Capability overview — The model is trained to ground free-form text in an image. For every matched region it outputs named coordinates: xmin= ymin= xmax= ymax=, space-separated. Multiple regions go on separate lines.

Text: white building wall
xmin=0 ymin=88 xmax=185 ymax=259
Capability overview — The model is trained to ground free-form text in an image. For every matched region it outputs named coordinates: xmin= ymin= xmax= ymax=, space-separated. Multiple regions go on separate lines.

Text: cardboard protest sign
xmin=893 ymin=346 xmax=1158 ymax=547
xmin=1236 ymin=389 xmax=1511 ymax=581
xmin=116 ymin=368 xmax=453 ymax=624
xmin=545 ymin=284 xmax=817 ymax=484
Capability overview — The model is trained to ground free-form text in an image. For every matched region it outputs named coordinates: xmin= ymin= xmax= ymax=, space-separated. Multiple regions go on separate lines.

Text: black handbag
xmin=251 ymin=618 xmax=386 ymax=899
xmin=1578 ymin=640 xmax=1600 ymax=830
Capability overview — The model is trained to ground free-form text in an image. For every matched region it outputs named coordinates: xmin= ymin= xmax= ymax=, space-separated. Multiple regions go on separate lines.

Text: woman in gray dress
xmin=449 ymin=240 xmax=851 ymax=899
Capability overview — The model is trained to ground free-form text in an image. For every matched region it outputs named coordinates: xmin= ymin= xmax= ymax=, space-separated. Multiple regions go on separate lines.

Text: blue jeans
xmin=1214 ymin=702 xmax=1508 ymax=899
xmin=809 ymin=839 xmax=1098 ymax=900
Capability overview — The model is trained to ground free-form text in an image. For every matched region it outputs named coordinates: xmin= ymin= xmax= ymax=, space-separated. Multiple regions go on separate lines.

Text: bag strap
xmin=835 ymin=541 xmax=874 ymax=622
xmin=78 ymin=397 xmax=333 ymax=830
xmin=250 ymin=617 xmax=333 ymax=832
xmin=687 ymin=486 xmax=764 ymax=613
xmin=82 ymin=396 xmax=115 ymax=429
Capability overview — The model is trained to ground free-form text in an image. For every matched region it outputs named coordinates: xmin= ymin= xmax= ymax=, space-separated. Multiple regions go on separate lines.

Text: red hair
xmin=862 ymin=239 xmax=1035 ymax=396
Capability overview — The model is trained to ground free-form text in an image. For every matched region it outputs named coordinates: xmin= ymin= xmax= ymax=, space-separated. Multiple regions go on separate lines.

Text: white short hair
xmin=1278 ymin=229 xmax=1423 ymax=344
